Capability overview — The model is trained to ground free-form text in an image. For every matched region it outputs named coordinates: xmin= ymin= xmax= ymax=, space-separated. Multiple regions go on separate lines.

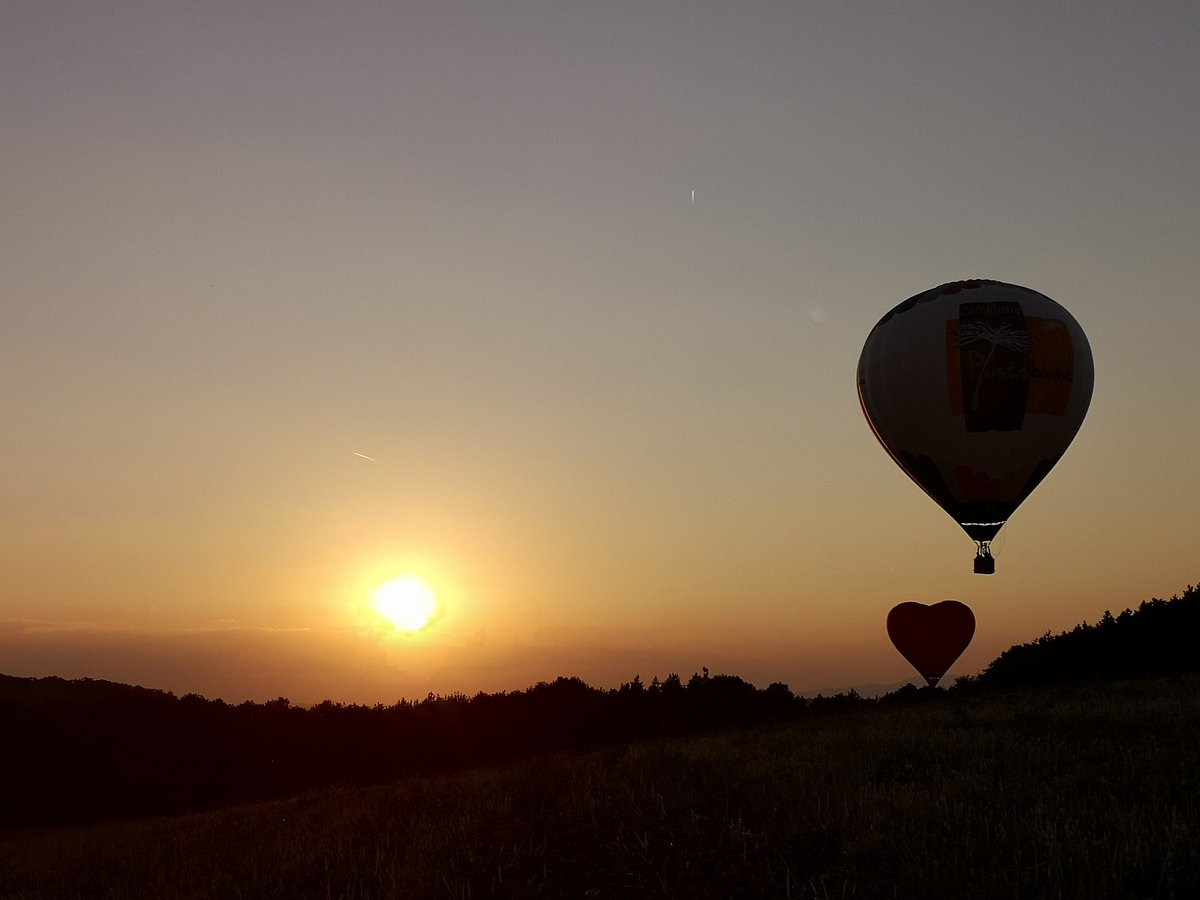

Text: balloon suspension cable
xmin=973 ymin=542 xmax=995 ymax=575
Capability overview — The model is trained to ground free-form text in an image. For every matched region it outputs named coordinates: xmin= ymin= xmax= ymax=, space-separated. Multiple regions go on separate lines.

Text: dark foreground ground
xmin=2 ymin=674 xmax=1198 ymax=899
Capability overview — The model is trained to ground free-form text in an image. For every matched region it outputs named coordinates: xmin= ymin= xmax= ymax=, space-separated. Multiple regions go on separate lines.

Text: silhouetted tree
xmin=976 ymin=584 xmax=1200 ymax=688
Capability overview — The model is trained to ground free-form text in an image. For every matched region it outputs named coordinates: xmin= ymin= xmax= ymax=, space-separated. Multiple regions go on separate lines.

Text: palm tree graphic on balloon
xmin=956 ymin=321 xmax=1033 ymax=411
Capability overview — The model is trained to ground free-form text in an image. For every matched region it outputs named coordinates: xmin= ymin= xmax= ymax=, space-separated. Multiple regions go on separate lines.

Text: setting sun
xmin=371 ymin=575 xmax=439 ymax=633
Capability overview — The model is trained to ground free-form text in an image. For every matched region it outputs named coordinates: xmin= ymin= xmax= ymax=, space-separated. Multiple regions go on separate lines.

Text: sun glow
xmin=371 ymin=575 xmax=438 ymax=633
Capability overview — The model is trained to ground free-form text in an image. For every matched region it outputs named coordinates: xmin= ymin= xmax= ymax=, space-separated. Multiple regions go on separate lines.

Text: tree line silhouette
xmin=2 ymin=584 xmax=1197 ymax=827
xmin=0 ymin=668 xmax=825 ymax=826
xmin=966 ymin=582 xmax=1200 ymax=688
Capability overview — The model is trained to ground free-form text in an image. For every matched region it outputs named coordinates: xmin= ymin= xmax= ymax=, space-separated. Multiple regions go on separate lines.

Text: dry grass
xmin=3 ymin=675 xmax=1198 ymax=898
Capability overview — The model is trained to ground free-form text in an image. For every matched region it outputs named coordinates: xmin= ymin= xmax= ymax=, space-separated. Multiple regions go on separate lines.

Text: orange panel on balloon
xmin=945 ymin=315 xmax=1077 ymax=423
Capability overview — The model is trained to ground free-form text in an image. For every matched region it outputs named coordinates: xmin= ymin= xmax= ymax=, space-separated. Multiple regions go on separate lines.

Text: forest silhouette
xmin=2 ymin=584 xmax=1197 ymax=828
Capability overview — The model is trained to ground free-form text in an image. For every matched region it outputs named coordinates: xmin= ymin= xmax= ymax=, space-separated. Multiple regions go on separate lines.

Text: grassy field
xmin=2 ymin=675 xmax=1198 ymax=899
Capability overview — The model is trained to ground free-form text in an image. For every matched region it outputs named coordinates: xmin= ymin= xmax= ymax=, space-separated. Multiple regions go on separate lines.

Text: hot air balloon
xmin=857 ymin=280 xmax=1093 ymax=573
xmin=887 ymin=600 xmax=975 ymax=687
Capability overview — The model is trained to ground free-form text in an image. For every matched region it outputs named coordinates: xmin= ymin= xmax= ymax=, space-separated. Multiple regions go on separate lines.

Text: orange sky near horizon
xmin=3 ymin=2 xmax=1199 ymax=705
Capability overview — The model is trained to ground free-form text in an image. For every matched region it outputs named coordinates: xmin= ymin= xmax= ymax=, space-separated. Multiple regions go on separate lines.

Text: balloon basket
xmin=973 ymin=545 xmax=995 ymax=575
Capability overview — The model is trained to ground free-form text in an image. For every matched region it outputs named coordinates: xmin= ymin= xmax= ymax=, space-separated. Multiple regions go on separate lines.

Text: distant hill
xmin=804 ymin=679 xmax=919 ymax=699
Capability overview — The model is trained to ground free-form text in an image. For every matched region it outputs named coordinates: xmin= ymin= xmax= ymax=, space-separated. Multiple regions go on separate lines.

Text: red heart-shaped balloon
xmin=887 ymin=600 xmax=975 ymax=687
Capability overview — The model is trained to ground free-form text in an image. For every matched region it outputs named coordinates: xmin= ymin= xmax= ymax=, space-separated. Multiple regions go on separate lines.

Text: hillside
xmin=3 ymin=674 xmax=1198 ymax=899
xmin=2 ymin=584 xmax=1198 ymax=829
xmin=972 ymin=582 xmax=1200 ymax=687
xmin=0 ymin=669 xmax=810 ymax=827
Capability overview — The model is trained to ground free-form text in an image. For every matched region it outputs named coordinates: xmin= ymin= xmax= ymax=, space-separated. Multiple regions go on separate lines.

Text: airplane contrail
xmin=353 ymin=452 xmax=377 ymax=462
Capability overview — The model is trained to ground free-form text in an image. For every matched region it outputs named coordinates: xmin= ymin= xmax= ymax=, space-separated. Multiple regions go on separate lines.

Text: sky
xmin=3 ymin=1 xmax=1199 ymax=705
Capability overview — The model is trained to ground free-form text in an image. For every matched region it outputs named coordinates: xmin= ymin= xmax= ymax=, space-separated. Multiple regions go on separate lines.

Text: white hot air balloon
xmin=858 ymin=280 xmax=1094 ymax=573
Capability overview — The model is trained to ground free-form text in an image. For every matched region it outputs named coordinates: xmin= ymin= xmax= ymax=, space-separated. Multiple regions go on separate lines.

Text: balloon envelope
xmin=887 ymin=600 xmax=976 ymax=687
xmin=857 ymin=280 xmax=1093 ymax=570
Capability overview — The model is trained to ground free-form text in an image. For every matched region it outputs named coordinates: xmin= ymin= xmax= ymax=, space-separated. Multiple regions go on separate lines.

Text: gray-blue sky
xmin=3 ymin=2 xmax=1198 ymax=702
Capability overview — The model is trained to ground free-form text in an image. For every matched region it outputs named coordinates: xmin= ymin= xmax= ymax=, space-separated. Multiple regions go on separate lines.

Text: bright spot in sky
xmin=371 ymin=575 xmax=438 ymax=633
